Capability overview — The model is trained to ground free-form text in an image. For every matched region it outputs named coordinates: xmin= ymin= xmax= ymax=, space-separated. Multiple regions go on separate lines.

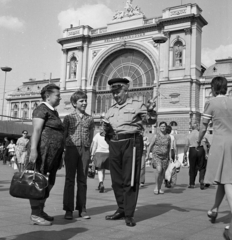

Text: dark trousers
xmin=189 ymin=146 xmax=206 ymax=185
xmin=3 ymin=150 xmax=9 ymax=164
xmin=108 ymin=135 xmax=143 ymax=217
xmin=63 ymin=146 xmax=90 ymax=212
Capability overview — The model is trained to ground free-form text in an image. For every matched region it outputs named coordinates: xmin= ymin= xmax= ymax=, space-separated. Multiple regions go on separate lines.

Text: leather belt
xmin=111 ymin=133 xmax=140 ymax=141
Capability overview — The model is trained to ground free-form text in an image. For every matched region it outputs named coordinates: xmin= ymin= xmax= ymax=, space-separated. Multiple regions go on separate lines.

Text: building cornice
xmin=57 ymin=24 xmax=159 ymax=46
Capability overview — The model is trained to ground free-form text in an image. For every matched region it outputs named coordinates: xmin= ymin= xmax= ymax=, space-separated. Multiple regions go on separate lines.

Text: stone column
xmin=82 ymin=40 xmax=89 ymax=91
xmin=78 ymin=46 xmax=83 ymax=89
xmin=19 ymin=102 xmax=22 ymax=119
xmin=184 ymin=28 xmax=192 ymax=78
xmin=163 ymin=31 xmax=170 ymax=80
xmin=29 ymin=101 xmax=32 ymax=119
xmin=60 ymin=49 xmax=67 ymax=90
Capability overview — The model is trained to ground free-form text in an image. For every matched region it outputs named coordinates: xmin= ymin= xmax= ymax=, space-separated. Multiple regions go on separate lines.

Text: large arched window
xmin=69 ymin=56 xmax=78 ymax=79
xmin=12 ymin=103 xmax=18 ymax=118
xmin=173 ymin=41 xmax=183 ymax=67
xmin=94 ymin=49 xmax=154 ymax=90
xmin=22 ymin=103 xmax=29 ymax=119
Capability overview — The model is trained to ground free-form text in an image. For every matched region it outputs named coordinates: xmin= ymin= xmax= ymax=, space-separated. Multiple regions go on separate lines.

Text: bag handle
xmin=20 ymin=163 xmax=36 ymax=180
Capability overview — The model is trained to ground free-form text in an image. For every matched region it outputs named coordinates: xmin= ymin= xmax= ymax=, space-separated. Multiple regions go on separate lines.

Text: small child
xmin=63 ymin=91 xmax=94 ymax=220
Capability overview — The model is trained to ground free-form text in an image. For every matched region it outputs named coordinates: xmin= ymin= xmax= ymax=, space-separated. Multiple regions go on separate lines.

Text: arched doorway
xmin=94 ymin=49 xmax=154 ymax=114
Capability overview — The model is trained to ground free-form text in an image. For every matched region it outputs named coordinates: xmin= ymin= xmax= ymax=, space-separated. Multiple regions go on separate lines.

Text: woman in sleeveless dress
xmin=146 ymin=122 xmax=171 ymax=194
xmin=197 ymin=76 xmax=232 ymax=240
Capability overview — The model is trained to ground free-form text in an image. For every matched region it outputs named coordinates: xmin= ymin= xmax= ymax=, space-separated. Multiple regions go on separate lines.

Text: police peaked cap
xmin=108 ymin=78 xmax=130 ymax=90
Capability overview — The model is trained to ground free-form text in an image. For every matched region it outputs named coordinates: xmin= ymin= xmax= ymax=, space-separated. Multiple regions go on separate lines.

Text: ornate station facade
xmin=6 ymin=2 xmax=232 ymax=134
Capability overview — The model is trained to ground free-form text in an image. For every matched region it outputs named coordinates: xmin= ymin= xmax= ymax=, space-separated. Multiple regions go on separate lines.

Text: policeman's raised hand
xmin=29 ymin=149 xmax=38 ymax=163
xmin=146 ymin=96 xmax=157 ymax=112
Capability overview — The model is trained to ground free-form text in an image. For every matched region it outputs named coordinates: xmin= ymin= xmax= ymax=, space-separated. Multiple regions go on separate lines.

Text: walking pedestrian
xmin=63 ymin=91 xmax=94 ymax=220
xmin=3 ymin=137 xmax=9 ymax=165
xmin=15 ymin=130 xmax=29 ymax=172
xmin=7 ymin=140 xmax=16 ymax=167
xmin=140 ymin=136 xmax=150 ymax=187
xmin=197 ymin=76 xmax=232 ymax=239
xmin=146 ymin=122 xmax=172 ymax=194
xmin=184 ymin=122 xmax=206 ymax=189
xmin=91 ymin=125 xmax=109 ymax=193
xmin=103 ymin=78 xmax=157 ymax=227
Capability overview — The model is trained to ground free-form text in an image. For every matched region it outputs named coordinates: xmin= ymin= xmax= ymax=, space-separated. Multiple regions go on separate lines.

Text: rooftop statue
xmin=112 ymin=0 xmax=144 ymax=20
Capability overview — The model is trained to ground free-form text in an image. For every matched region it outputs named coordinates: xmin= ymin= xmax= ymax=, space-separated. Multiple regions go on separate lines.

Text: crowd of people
xmin=0 ymin=132 xmax=29 ymax=171
xmin=2 ymin=75 xmax=232 ymax=239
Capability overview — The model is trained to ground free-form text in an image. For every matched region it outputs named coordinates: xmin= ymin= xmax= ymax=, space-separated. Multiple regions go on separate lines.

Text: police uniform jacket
xmin=105 ymin=98 xmax=156 ymax=135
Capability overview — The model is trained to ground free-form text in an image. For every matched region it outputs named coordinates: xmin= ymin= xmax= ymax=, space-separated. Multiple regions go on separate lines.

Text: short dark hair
xmin=159 ymin=121 xmax=167 ymax=127
xmin=70 ymin=91 xmax=87 ymax=108
xmin=166 ymin=125 xmax=172 ymax=134
xmin=22 ymin=130 xmax=28 ymax=134
xmin=41 ymin=84 xmax=60 ymax=101
xmin=211 ymin=76 xmax=227 ymax=96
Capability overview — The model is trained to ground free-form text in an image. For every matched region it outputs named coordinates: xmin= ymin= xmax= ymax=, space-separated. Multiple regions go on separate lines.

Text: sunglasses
xmin=23 ymin=132 xmax=28 ymax=135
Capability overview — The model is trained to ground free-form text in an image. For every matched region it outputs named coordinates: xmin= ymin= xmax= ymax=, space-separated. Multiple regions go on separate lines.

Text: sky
xmin=0 ymin=0 xmax=232 ymax=110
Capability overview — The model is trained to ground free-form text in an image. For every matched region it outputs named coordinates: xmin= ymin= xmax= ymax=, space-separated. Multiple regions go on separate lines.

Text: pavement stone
xmin=0 ymin=162 xmax=230 ymax=240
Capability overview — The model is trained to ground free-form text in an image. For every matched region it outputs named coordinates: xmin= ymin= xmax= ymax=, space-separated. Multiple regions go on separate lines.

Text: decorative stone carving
xmin=169 ymin=93 xmax=180 ymax=104
xmin=184 ymin=28 xmax=192 ymax=35
xmin=92 ymin=50 xmax=99 ymax=59
xmin=163 ymin=31 xmax=170 ymax=38
xmin=112 ymin=0 xmax=144 ymax=20
xmin=120 ymin=40 xmax=127 ymax=48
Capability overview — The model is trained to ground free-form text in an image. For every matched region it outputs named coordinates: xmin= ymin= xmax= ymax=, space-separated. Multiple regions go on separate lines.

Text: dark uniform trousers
xmin=108 ymin=135 xmax=143 ymax=217
xmin=189 ymin=146 xmax=206 ymax=185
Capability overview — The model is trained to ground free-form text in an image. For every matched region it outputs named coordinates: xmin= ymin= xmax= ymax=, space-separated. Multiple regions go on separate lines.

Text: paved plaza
xmin=0 ymin=163 xmax=230 ymax=240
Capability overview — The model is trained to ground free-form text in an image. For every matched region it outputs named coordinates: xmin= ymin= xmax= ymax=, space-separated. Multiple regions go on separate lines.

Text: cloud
xmin=202 ymin=44 xmax=232 ymax=67
xmin=0 ymin=0 xmax=11 ymax=4
xmin=58 ymin=4 xmax=114 ymax=30
xmin=0 ymin=16 xmax=24 ymax=31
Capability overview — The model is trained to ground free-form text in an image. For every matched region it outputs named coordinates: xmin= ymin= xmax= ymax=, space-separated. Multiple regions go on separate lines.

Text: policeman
xmin=103 ymin=78 xmax=157 ymax=227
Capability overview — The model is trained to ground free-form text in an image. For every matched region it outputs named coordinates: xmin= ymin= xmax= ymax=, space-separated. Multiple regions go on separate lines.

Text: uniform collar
xmin=216 ymin=94 xmax=226 ymax=98
xmin=40 ymin=102 xmax=55 ymax=111
xmin=114 ymin=98 xmax=132 ymax=109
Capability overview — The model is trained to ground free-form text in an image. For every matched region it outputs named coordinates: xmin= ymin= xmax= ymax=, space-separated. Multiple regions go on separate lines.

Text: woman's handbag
xmin=9 ymin=166 xmax=49 ymax=200
xmin=87 ymin=162 xmax=96 ymax=179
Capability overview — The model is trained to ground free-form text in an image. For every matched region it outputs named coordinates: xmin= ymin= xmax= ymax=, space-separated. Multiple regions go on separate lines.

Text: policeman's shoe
xmin=99 ymin=182 xmax=105 ymax=193
xmin=105 ymin=211 xmax=125 ymax=220
xmin=188 ymin=185 xmax=195 ymax=189
xmin=64 ymin=211 xmax=73 ymax=220
xmin=125 ymin=217 xmax=136 ymax=227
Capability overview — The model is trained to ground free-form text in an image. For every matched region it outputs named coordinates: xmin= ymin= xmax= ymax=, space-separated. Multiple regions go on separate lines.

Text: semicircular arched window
xmin=94 ymin=49 xmax=155 ymax=90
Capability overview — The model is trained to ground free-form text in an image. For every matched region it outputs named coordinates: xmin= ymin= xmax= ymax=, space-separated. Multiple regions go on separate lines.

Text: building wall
xmin=6 ymin=3 xmax=210 ymax=135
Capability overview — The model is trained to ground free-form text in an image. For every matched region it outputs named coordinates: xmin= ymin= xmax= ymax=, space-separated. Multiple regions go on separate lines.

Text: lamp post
xmin=1 ymin=66 xmax=12 ymax=120
xmin=152 ymin=34 xmax=168 ymax=131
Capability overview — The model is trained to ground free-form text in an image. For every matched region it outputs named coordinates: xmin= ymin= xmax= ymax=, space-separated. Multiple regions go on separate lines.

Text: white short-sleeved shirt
xmin=93 ymin=133 xmax=109 ymax=153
